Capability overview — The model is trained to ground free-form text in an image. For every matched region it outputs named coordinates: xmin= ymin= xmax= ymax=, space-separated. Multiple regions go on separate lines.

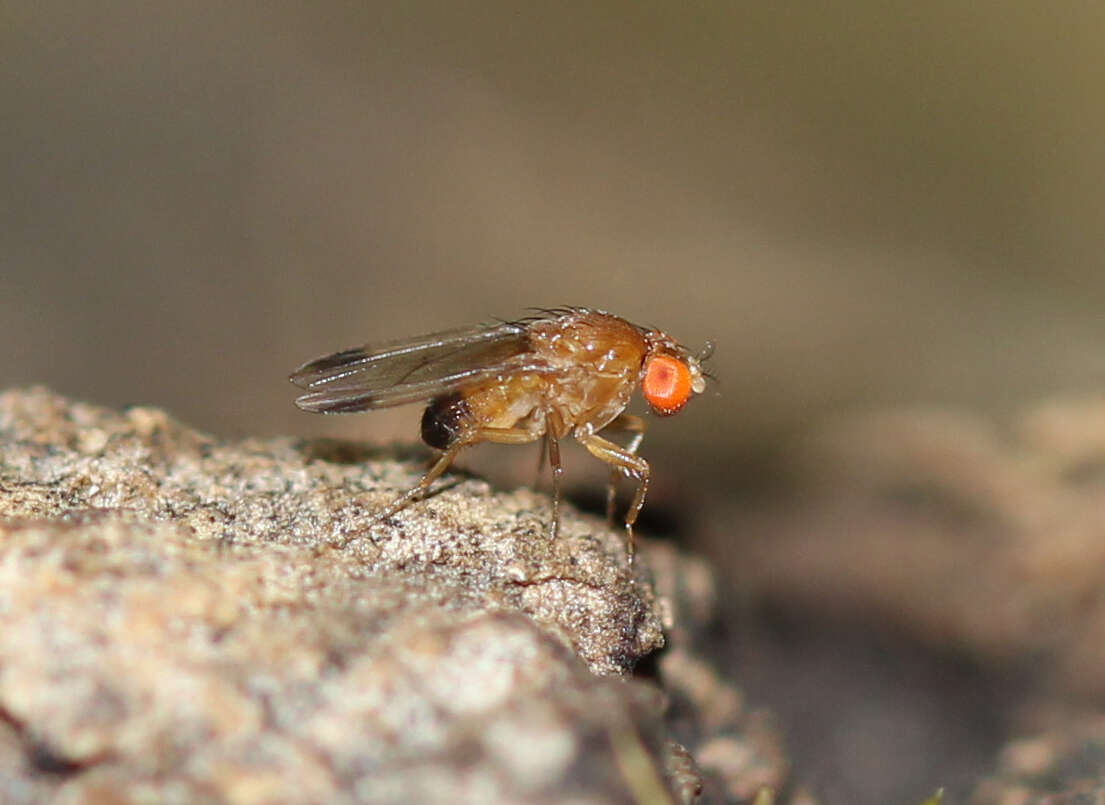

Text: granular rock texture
xmin=0 ymin=387 xmax=662 ymax=677
xmin=0 ymin=388 xmax=785 ymax=803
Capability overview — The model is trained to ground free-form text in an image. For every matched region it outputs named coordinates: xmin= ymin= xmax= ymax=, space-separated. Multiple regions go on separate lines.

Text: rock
xmin=0 ymin=387 xmax=788 ymax=803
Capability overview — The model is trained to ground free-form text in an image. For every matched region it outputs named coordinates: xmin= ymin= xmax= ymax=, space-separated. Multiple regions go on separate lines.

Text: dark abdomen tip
xmin=420 ymin=392 xmax=470 ymax=450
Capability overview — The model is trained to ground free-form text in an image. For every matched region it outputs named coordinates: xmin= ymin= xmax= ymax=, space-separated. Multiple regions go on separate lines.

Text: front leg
xmin=575 ymin=424 xmax=650 ymax=562
xmin=600 ymin=414 xmax=647 ymax=527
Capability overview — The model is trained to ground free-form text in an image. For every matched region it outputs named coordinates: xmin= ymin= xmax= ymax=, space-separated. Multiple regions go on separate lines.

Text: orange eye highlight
xmin=642 ymin=354 xmax=693 ymax=415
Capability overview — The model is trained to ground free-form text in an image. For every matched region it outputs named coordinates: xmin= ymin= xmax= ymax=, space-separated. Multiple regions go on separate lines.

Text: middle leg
xmin=543 ymin=410 xmax=566 ymax=540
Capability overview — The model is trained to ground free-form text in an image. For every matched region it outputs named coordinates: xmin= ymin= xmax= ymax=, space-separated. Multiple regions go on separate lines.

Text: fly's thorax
xmin=528 ymin=311 xmax=649 ymax=428
xmin=528 ymin=310 xmax=648 ymax=379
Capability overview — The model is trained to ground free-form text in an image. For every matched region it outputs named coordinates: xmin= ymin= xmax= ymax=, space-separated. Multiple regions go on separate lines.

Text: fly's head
xmin=639 ymin=332 xmax=711 ymax=417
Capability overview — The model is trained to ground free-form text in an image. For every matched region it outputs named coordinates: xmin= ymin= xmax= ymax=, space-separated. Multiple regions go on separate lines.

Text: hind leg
xmin=347 ymin=427 xmax=539 ymax=545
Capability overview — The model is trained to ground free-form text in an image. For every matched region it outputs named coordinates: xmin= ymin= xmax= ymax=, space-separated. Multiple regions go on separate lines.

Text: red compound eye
xmin=642 ymin=354 xmax=693 ymax=416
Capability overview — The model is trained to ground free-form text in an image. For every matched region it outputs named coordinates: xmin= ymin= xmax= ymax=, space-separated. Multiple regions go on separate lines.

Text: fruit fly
xmin=289 ymin=307 xmax=710 ymax=559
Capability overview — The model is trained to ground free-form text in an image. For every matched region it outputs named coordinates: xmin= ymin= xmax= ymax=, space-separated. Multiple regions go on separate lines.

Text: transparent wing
xmin=290 ymin=321 xmax=540 ymax=413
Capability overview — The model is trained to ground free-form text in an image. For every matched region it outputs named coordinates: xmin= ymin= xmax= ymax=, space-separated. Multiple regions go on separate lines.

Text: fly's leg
xmin=327 ymin=443 xmax=468 ymax=550
xmin=546 ymin=424 xmax=562 ymax=540
xmin=533 ymin=434 xmax=548 ymax=491
xmin=540 ymin=409 xmax=566 ymax=540
xmin=475 ymin=426 xmax=544 ymax=447
xmin=358 ymin=426 xmax=539 ymax=539
xmin=576 ymin=426 xmax=650 ymax=563
xmin=371 ymin=443 xmax=465 ymax=524
xmin=469 ymin=423 xmax=547 ymax=533
xmin=600 ymin=414 xmax=647 ymax=528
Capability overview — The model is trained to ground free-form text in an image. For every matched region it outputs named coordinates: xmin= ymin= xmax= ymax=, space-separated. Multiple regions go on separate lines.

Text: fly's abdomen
xmin=420 ymin=392 xmax=472 ymax=450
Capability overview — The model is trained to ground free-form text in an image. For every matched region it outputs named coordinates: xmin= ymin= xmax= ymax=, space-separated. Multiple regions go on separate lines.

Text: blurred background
xmin=5 ymin=2 xmax=1105 ymax=803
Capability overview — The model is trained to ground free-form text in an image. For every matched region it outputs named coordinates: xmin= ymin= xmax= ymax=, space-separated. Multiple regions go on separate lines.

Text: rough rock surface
xmin=0 ymin=388 xmax=788 ymax=804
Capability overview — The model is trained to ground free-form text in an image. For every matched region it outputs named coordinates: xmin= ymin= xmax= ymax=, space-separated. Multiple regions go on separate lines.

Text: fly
xmin=290 ymin=307 xmax=710 ymax=560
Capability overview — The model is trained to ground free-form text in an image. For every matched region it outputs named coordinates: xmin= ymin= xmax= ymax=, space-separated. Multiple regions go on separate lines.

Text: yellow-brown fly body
xmin=290 ymin=307 xmax=708 ymax=559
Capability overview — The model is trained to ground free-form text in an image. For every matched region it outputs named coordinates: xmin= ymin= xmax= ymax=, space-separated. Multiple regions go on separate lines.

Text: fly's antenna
xmin=696 ymin=341 xmax=718 ymax=384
